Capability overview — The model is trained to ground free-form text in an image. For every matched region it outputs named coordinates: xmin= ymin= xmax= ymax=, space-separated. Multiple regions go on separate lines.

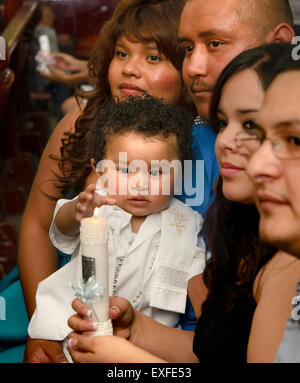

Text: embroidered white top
xmin=28 ymin=198 xmax=207 ymax=341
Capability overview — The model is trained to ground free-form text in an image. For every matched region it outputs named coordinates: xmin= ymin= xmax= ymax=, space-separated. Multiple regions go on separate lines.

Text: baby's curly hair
xmin=52 ymin=96 xmax=192 ymax=198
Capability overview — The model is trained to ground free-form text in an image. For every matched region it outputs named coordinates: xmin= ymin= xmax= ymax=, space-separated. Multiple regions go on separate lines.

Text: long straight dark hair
xmin=203 ymin=43 xmax=295 ymax=313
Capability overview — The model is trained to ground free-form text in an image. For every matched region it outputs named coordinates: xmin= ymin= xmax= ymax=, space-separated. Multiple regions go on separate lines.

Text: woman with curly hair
xmin=0 ymin=0 xmax=194 ymax=363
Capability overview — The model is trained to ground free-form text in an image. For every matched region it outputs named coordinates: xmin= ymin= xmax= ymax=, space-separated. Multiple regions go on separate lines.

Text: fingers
xmin=68 ymin=333 xmax=95 ymax=353
xmin=71 ymin=298 xmax=92 ymax=317
xmin=67 ymin=334 xmax=116 ymax=363
xmin=69 ymin=299 xmax=96 ymax=333
xmin=109 ymin=305 xmax=121 ymax=321
xmin=75 ymin=185 xmax=96 ymax=220
xmin=68 ymin=314 xmax=96 ymax=333
xmin=46 ymin=342 xmax=69 ymax=363
xmin=23 ymin=338 xmax=68 ymax=363
xmin=76 ymin=184 xmax=117 ymax=220
xmin=67 ymin=333 xmax=102 ymax=363
xmin=109 ymin=296 xmax=132 ymax=319
xmin=108 ymin=296 xmax=134 ymax=339
xmin=50 ymin=52 xmax=75 ymax=70
xmin=94 ymin=194 xmax=117 ymax=207
xmin=67 ymin=334 xmax=89 ymax=363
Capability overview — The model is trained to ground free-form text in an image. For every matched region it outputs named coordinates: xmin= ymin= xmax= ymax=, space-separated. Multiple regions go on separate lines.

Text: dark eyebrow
xmin=115 ymin=42 xmax=127 ymax=49
xmin=144 ymin=45 xmax=159 ymax=52
xmin=177 ymin=37 xmax=189 ymax=45
xmin=178 ymin=29 xmax=231 ymax=44
xmin=237 ymin=109 xmax=259 ymax=115
xmin=115 ymin=41 xmax=158 ymax=51
xmin=217 ymin=108 xmax=258 ymax=117
xmin=197 ymin=29 xmax=230 ymax=38
xmin=216 ymin=107 xmax=225 ymax=116
xmin=275 ymin=119 xmax=300 ymax=129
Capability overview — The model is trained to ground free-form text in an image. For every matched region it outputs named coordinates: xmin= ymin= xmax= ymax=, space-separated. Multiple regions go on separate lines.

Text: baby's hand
xmin=74 ymin=184 xmax=116 ymax=221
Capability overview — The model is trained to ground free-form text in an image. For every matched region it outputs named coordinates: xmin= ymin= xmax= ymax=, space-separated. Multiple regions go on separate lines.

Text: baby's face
xmin=96 ymin=132 xmax=181 ymax=217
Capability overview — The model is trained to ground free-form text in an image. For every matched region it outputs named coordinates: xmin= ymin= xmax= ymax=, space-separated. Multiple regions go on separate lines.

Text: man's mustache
xmin=190 ymin=78 xmax=214 ymax=93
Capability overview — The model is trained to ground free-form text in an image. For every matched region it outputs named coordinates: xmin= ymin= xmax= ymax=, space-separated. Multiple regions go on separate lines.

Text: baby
xmin=28 ymin=96 xmax=206 ymax=349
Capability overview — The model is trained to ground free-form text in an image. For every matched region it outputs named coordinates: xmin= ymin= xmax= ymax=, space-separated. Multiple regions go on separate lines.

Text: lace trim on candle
xmin=92 ymin=319 xmax=113 ymax=337
xmin=80 ymin=231 xmax=109 ymax=245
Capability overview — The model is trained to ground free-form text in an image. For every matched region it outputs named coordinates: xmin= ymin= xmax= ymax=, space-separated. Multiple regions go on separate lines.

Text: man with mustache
xmin=177 ymin=0 xmax=295 ymax=327
xmin=178 ymin=0 xmax=295 ymax=214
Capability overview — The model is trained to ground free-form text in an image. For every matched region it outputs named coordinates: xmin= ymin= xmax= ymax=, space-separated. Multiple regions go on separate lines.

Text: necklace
xmin=112 ymin=256 xmax=143 ymax=305
xmin=112 ymin=257 xmax=125 ymax=296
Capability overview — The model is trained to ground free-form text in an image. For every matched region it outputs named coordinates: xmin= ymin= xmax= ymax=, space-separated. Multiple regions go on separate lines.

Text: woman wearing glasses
xmin=245 ymin=54 xmax=300 ymax=363
xmin=196 ymin=42 xmax=300 ymax=363
xmin=66 ymin=43 xmax=300 ymax=363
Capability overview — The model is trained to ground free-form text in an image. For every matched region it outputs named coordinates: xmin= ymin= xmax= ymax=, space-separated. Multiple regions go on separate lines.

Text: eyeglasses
xmin=234 ymin=129 xmax=300 ymax=161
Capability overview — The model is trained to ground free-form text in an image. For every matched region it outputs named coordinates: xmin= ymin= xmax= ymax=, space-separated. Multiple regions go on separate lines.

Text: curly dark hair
xmin=49 ymin=0 xmax=197 ymax=199
xmin=52 ymin=96 xmax=192 ymax=198
xmin=73 ymin=0 xmax=195 ymax=143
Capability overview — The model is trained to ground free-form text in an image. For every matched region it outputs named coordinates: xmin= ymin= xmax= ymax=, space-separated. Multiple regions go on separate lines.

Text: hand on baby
xmin=74 ymin=184 xmax=116 ymax=221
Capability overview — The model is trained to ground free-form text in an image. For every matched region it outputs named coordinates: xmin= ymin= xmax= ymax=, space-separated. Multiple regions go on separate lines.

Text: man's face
xmin=178 ymin=0 xmax=262 ymax=120
xmin=247 ymin=71 xmax=300 ymax=257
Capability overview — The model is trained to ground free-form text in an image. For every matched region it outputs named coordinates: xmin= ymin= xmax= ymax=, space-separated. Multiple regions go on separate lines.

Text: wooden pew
xmin=0 ymin=1 xmax=40 ymax=277
xmin=0 ymin=1 xmax=40 ymax=158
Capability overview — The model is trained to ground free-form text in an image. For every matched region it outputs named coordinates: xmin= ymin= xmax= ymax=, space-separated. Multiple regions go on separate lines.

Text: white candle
xmin=80 ymin=216 xmax=109 ymax=324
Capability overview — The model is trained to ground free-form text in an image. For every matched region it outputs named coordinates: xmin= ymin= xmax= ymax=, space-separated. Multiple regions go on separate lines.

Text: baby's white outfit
xmin=28 ymin=198 xmax=206 ymax=341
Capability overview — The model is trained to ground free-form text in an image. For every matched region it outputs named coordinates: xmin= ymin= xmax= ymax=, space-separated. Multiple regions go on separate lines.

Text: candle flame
xmin=94 ymin=207 xmax=99 ymax=217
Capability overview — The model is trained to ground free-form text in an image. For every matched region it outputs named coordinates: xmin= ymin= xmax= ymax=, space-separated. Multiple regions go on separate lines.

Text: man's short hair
xmin=236 ymin=0 xmax=294 ymax=38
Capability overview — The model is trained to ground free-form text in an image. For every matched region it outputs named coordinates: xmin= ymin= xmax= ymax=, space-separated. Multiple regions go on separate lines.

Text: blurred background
xmin=0 ymin=0 xmax=119 ymax=279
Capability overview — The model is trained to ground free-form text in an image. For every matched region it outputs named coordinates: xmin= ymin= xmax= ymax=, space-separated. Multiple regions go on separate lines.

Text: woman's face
xmin=108 ymin=35 xmax=182 ymax=104
xmin=214 ymin=68 xmax=265 ymax=204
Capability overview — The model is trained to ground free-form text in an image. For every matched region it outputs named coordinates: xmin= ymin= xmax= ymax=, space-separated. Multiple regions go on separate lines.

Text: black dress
xmin=193 ymin=292 xmax=256 ymax=363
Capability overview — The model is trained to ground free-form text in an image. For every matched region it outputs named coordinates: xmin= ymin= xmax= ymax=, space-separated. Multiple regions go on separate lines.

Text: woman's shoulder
xmin=44 ymin=106 xmax=83 ymax=156
xmin=54 ymin=106 xmax=83 ymax=136
xmin=253 ymin=252 xmax=300 ymax=304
